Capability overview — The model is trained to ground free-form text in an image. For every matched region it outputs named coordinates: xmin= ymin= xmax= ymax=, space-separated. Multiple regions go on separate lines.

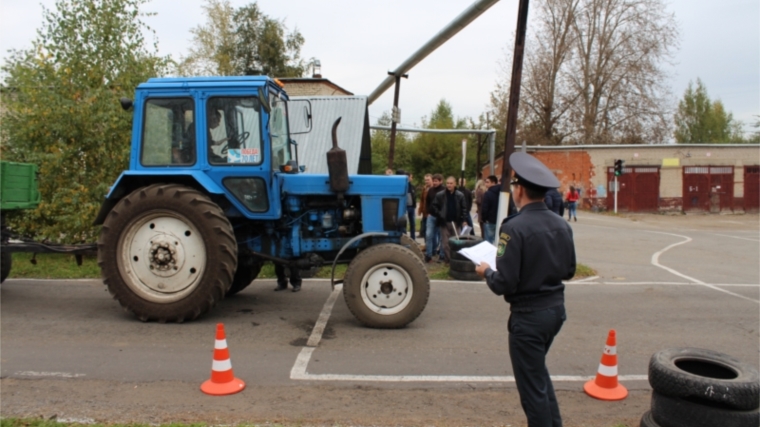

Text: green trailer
xmin=1 ymin=161 xmax=95 ymax=282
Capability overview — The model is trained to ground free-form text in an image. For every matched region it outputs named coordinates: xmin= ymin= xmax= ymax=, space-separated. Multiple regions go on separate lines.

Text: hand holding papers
xmin=457 ymin=241 xmax=498 ymax=271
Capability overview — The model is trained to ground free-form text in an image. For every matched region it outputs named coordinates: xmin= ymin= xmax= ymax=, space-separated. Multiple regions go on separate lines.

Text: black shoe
xmin=274 ymin=284 xmax=288 ymax=291
xmin=291 ymin=284 xmax=301 ymax=292
xmin=424 ymin=256 xmax=431 ymax=263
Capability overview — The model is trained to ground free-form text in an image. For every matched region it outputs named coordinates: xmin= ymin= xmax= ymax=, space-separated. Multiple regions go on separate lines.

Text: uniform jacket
xmin=544 ymin=188 xmax=564 ymax=216
xmin=430 ymin=189 xmax=467 ymax=227
xmin=484 ymin=201 xmax=576 ymax=312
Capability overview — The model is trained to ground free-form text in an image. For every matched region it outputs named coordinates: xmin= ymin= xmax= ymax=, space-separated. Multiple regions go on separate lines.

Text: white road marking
xmin=16 ymin=371 xmax=86 ymax=378
xmin=568 ymin=276 xmax=599 ymax=283
xmin=570 ymin=281 xmax=760 ymax=287
xmin=711 ymin=233 xmax=760 ymax=242
xmin=648 ymin=231 xmax=760 ymax=303
xmin=290 ymin=284 xmax=649 ymax=383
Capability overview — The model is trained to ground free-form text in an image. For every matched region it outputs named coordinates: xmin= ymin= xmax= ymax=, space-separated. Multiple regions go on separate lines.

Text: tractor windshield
xmin=208 ymin=97 xmax=263 ymax=165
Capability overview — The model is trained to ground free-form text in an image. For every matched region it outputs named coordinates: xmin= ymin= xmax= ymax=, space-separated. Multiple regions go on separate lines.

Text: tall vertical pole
xmin=494 ymin=0 xmax=530 ymax=240
xmin=500 ymin=0 xmax=530 ymax=185
xmin=388 ymin=72 xmax=408 ymax=170
xmin=614 ymin=175 xmax=618 ymax=214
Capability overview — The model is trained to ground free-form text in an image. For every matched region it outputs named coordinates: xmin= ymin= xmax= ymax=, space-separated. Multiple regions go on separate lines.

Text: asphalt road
xmin=1 ymin=212 xmax=758 ymax=426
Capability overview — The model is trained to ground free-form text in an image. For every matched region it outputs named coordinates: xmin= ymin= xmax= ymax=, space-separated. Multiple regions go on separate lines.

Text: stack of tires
xmin=448 ymin=236 xmax=483 ymax=281
xmin=641 ymin=348 xmax=759 ymax=427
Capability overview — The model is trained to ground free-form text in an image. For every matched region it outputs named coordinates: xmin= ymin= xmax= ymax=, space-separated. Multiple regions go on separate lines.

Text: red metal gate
xmin=606 ymin=166 xmax=660 ymax=212
xmin=744 ymin=166 xmax=760 ymax=212
xmin=683 ymin=166 xmax=734 ymax=212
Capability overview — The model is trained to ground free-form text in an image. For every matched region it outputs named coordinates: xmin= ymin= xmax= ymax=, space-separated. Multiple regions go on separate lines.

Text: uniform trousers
xmin=508 ymin=305 xmax=566 ymax=427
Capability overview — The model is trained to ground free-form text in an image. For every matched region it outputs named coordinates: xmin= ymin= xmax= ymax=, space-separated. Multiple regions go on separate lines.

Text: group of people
xmin=415 ymin=173 xmax=474 ymax=264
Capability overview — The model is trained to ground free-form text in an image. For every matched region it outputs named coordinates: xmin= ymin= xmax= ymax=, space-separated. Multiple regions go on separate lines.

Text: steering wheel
xmin=219 ymin=131 xmax=250 ymax=155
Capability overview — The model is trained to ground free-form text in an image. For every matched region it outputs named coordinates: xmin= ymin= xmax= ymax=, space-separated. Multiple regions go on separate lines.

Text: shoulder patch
xmin=497 ymin=233 xmax=510 ymax=257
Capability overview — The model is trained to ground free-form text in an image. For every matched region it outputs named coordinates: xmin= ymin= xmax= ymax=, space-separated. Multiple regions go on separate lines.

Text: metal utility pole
xmin=494 ymin=0 xmax=530 ymax=241
xmin=387 ymin=71 xmax=408 ymax=170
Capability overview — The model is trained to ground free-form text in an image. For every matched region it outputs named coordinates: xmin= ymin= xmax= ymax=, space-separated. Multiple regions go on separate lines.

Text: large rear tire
xmin=343 ymin=243 xmax=430 ymax=329
xmin=98 ymin=184 xmax=237 ymax=322
xmin=1 ymin=250 xmax=11 ymax=283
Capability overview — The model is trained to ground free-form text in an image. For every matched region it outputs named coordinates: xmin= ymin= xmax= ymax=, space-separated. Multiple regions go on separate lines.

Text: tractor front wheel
xmin=98 ymin=184 xmax=237 ymax=322
xmin=343 ymin=243 xmax=430 ymax=328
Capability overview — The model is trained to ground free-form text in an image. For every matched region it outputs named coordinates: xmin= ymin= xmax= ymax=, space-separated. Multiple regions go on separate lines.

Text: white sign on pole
xmin=461 ymin=139 xmax=467 ymax=171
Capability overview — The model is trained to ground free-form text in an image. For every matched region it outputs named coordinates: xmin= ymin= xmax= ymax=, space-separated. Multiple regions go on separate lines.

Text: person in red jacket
xmin=565 ymin=186 xmax=579 ymax=222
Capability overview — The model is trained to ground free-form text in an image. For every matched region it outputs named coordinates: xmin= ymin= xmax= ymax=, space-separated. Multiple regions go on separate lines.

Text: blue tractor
xmin=94 ymin=76 xmax=429 ymax=328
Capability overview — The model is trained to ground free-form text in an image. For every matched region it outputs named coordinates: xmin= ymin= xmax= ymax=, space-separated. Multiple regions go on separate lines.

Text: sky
xmin=1 ymin=0 xmax=758 ymax=136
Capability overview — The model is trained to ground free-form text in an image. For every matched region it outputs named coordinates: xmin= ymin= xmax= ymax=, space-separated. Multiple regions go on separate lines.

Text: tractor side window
xmin=141 ymin=98 xmax=195 ymax=166
xmin=269 ymin=96 xmax=291 ymax=170
xmin=208 ymin=97 xmax=263 ymax=165
xmin=223 ymin=177 xmax=268 ymax=212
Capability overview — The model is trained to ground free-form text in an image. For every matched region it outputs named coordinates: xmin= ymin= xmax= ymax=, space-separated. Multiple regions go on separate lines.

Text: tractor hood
xmin=280 ymin=173 xmax=407 ymax=197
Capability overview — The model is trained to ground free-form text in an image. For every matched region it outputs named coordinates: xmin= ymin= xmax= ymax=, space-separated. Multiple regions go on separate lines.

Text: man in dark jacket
xmin=458 ymin=178 xmax=475 ymax=235
xmin=544 ymin=187 xmax=565 ymax=217
xmin=475 ymin=152 xmax=575 ymax=427
xmin=480 ymin=175 xmax=500 ymax=243
xmin=430 ymin=176 xmax=467 ymax=263
xmin=424 ymin=174 xmax=445 ymax=262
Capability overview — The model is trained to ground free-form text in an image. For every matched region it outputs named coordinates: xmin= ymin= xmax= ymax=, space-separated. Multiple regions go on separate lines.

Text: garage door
xmin=606 ymin=167 xmax=660 ymax=212
xmin=744 ymin=166 xmax=760 ymax=213
xmin=683 ymin=166 xmax=734 ymax=213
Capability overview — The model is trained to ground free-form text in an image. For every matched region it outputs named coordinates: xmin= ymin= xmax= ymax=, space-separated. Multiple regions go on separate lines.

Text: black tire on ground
xmin=1 ymin=250 xmax=11 ymax=283
xmin=98 ymin=183 xmax=238 ymax=323
xmin=451 ymin=251 xmax=470 ymax=262
xmin=648 ymin=347 xmax=760 ymax=411
xmin=640 ymin=411 xmax=662 ymax=427
xmin=449 ymin=235 xmax=483 ymax=253
xmin=343 ymin=243 xmax=430 ymax=329
xmin=651 ymin=390 xmax=759 ymax=427
xmin=448 ymin=268 xmax=483 ymax=282
xmin=400 ymin=234 xmax=425 ymax=262
xmin=226 ymin=257 xmax=262 ymax=296
xmin=449 ymin=259 xmax=476 ymax=272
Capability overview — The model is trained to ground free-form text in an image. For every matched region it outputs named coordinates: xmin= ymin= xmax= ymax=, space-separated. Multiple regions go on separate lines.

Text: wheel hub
xmin=119 ymin=213 xmax=206 ymax=301
xmin=360 ymin=263 xmax=413 ymax=314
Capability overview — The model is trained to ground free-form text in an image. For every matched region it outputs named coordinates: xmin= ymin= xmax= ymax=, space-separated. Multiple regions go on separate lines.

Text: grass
xmin=8 ymin=253 xmax=100 ymax=279
xmin=575 ymin=263 xmax=597 ymax=278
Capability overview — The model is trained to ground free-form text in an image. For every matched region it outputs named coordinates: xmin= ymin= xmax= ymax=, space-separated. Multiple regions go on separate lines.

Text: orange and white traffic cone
xmin=584 ymin=329 xmax=628 ymax=401
xmin=201 ymin=323 xmax=245 ymax=396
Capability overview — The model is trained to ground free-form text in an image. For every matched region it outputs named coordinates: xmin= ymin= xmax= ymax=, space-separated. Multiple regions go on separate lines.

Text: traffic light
xmin=614 ymin=159 xmax=625 ymax=176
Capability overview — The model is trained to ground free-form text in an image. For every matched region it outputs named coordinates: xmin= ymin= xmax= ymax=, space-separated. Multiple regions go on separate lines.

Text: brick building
xmin=277 ymin=77 xmax=353 ymax=97
xmin=481 ymin=144 xmax=760 ymax=214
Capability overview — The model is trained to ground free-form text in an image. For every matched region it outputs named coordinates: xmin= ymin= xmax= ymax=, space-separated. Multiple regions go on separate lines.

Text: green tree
xmin=674 ymin=79 xmax=744 ymax=143
xmin=407 ymin=100 xmax=478 ymax=184
xmin=179 ymin=0 xmax=305 ymax=77
xmin=370 ymin=112 xmax=412 ymax=175
xmin=0 ymin=0 xmax=171 ymax=243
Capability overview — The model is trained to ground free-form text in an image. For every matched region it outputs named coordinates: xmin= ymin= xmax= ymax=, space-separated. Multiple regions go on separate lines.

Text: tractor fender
xmin=330 ymin=232 xmax=390 ymax=290
xmin=93 ymin=171 xmax=226 ymax=225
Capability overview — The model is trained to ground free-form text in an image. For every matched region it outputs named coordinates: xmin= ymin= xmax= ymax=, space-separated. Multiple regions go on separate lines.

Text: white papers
xmin=460 ymin=225 xmax=472 ymax=236
xmin=458 ymin=241 xmax=498 ymax=271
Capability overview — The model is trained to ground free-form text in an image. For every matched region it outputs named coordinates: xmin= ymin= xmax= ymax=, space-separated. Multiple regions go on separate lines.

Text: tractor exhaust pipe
xmin=326 ymin=117 xmax=349 ymax=195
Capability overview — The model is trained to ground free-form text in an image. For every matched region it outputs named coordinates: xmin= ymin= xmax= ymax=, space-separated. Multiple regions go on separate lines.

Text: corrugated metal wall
xmin=683 ymin=166 xmax=734 ymax=212
xmin=744 ymin=166 xmax=759 ymax=213
xmin=290 ymin=96 xmax=370 ymax=174
xmin=606 ymin=167 xmax=660 ymax=212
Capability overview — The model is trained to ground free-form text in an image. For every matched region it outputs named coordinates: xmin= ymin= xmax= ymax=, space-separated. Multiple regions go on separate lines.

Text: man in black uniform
xmin=475 ymin=152 xmax=576 ymax=427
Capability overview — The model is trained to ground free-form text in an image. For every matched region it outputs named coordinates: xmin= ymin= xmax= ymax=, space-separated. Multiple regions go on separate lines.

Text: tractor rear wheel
xmin=343 ymin=243 xmax=429 ymax=328
xmin=98 ymin=184 xmax=237 ymax=322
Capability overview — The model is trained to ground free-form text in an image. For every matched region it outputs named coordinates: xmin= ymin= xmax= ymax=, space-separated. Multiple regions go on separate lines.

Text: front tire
xmin=343 ymin=243 xmax=430 ymax=328
xmin=98 ymin=184 xmax=237 ymax=322
xmin=1 ymin=250 xmax=11 ymax=283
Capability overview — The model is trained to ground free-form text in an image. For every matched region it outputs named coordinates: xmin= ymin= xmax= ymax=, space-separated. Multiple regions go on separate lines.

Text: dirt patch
xmin=1 ymin=378 xmax=650 ymax=427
